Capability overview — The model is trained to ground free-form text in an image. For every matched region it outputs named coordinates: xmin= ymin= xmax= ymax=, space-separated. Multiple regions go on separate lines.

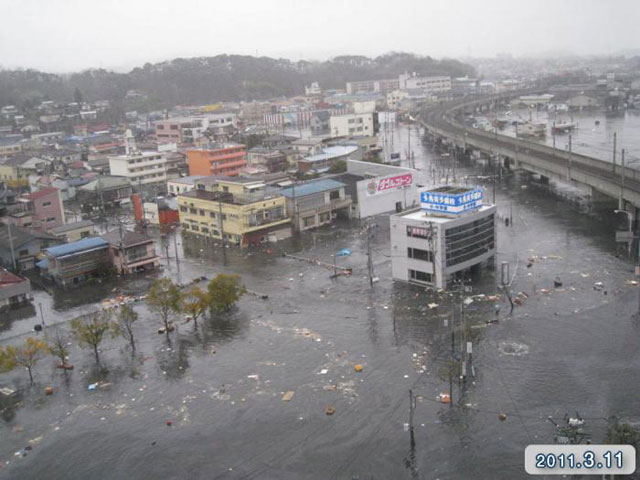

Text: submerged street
xmin=1 ymin=125 xmax=639 ymax=479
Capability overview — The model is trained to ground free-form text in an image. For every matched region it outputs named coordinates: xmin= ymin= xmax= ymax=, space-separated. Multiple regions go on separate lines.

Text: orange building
xmin=186 ymin=144 xmax=247 ymax=177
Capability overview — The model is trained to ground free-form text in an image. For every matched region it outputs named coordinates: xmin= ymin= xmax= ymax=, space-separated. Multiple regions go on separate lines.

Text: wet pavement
xmin=1 ymin=124 xmax=640 ymax=479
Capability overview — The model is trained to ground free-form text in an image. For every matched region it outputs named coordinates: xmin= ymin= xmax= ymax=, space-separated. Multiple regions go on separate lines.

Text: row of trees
xmin=0 ymin=274 xmax=246 ymax=384
xmin=148 ymin=274 xmax=246 ymax=337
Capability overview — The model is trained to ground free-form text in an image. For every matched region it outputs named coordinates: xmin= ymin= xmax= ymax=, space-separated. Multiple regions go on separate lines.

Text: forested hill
xmin=0 ymin=53 xmax=474 ymax=109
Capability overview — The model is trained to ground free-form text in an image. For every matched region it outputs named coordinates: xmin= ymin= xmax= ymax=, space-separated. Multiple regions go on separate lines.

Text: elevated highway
xmin=420 ymin=94 xmax=640 ymax=211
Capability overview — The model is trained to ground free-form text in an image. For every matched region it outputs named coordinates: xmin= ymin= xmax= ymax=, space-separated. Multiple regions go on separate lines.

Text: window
xmin=42 ymin=201 xmax=52 ymax=207
xmin=189 ymin=208 xmax=197 ymax=214
xmin=409 ymin=269 xmax=432 ymax=283
xmin=191 ymin=225 xmax=199 ymax=231
xmin=19 ymin=249 xmax=29 ymax=257
xmin=81 ymin=231 xmax=90 ymax=238
xmin=330 ymin=190 xmax=340 ymax=201
xmin=199 ymin=209 xmax=205 ymax=216
xmin=303 ymin=216 xmax=316 ymax=227
xmin=47 ymin=217 xmax=56 ymax=222
xmin=180 ymin=206 xmax=187 ymax=212
xmin=157 ymin=124 xmax=164 ymax=130
xmin=408 ymin=247 xmax=433 ymax=262
xmin=210 ymin=212 xmax=216 ymax=218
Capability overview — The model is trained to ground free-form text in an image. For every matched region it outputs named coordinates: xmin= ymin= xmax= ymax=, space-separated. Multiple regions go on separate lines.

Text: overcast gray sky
xmin=1 ymin=0 xmax=638 ymax=72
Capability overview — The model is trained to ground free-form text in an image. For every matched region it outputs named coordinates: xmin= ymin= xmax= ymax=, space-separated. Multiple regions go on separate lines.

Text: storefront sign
xmin=420 ymin=188 xmax=483 ymax=214
xmin=366 ymin=173 xmax=413 ymax=195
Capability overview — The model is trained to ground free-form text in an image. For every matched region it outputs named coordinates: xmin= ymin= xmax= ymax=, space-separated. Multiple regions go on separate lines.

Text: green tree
xmin=0 ymin=345 xmax=16 ymax=373
xmin=47 ymin=328 xmax=71 ymax=368
xmin=328 ymin=160 xmax=347 ymax=173
xmin=147 ymin=278 xmax=181 ymax=337
xmin=207 ymin=274 xmax=246 ymax=314
xmin=117 ymin=304 xmax=139 ymax=353
xmin=71 ymin=311 xmax=118 ymax=365
xmin=6 ymin=338 xmax=48 ymax=385
xmin=181 ymin=286 xmax=209 ymax=330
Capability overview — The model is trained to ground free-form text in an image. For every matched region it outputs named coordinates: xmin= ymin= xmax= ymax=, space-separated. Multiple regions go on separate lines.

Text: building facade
xmin=399 ymin=74 xmax=452 ymax=93
xmin=329 ymin=113 xmax=379 ymax=138
xmin=0 ymin=269 xmax=32 ymax=312
xmin=187 ymin=144 xmax=247 ymax=177
xmin=102 ymin=230 xmax=159 ymax=275
xmin=390 ymin=186 xmax=496 ymax=289
xmin=280 ymin=179 xmax=351 ymax=232
xmin=108 ymin=151 xmax=169 ymax=186
xmin=38 ymin=237 xmax=110 ymax=287
xmin=178 ymin=177 xmax=291 ymax=247
xmin=48 ymin=220 xmax=95 ymax=243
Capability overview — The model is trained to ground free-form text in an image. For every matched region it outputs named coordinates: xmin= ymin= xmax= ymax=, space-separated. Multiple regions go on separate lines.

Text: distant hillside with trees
xmin=0 ymin=52 xmax=474 ymax=110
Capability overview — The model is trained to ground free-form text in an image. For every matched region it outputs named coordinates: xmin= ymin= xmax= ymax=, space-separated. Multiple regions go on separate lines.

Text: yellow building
xmin=0 ymin=158 xmax=29 ymax=189
xmin=177 ymin=176 xmax=291 ymax=247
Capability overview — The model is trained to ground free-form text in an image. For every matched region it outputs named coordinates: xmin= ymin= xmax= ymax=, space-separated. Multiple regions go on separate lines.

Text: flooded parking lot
xmin=1 ymin=125 xmax=640 ymax=479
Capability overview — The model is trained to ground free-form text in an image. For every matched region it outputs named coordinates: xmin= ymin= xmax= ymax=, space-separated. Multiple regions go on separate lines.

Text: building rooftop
xmin=49 ymin=220 xmax=95 ymax=234
xmin=280 ymin=179 xmax=346 ymax=198
xmin=79 ymin=176 xmax=131 ymax=191
xmin=302 ymin=145 xmax=359 ymax=163
xmin=0 ymin=223 xmax=59 ymax=249
xmin=101 ymin=229 xmax=154 ymax=248
xmin=396 ymin=204 xmax=495 ymax=224
xmin=44 ymin=237 xmax=108 ymax=258
xmin=24 ymin=187 xmax=59 ymax=201
xmin=168 ymin=175 xmax=206 ymax=186
xmin=0 ymin=269 xmax=28 ymax=287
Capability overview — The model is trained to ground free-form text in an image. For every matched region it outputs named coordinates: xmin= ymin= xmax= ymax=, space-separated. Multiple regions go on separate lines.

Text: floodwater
xmin=1 ymin=124 xmax=640 ymax=479
xmin=479 ymin=107 xmax=640 ymax=167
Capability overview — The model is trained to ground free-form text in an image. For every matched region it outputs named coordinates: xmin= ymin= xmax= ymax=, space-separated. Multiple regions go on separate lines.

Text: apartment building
xmin=398 ymin=74 xmax=452 ymax=93
xmin=329 ymin=113 xmax=379 ymax=138
xmin=177 ymin=176 xmax=290 ymax=247
xmin=109 ymin=151 xmax=168 ymax=186
xmin=155 ymin=114 xmax=237 ymax=144
xmin=187 ymin=144 xmax=247 ymax=177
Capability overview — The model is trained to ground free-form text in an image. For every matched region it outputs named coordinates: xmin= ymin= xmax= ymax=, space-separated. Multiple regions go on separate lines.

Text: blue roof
xmin=280 ymin=179 xmax=345 ymax=198
xmin=44 ymin=237 xmax=108 ymax=258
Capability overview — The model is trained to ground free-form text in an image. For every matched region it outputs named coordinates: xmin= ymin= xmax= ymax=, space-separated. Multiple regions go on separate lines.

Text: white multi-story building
xmin=390 ymin=186 xmax=496 ymax=289
xmin=398 ymin=73 xmax=452 ymax=93
xmin=329 ymin=113 xmax=378 ymax=137
xmin=108 ymin=130 xmax=168 ymax=186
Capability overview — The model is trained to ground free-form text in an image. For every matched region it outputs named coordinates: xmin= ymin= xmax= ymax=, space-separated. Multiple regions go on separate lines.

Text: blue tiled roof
xmin=280 ymin=179 xmax=345 ymax=198
xmin=44 ymin=237 xmax=108 ymax=258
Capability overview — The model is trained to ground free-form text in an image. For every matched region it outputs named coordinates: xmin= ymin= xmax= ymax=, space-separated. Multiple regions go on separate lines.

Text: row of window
xmin=407 ymin=247 xmax=433 ymax=262
xmin=409 ymin=269 xmax=432 ymax=283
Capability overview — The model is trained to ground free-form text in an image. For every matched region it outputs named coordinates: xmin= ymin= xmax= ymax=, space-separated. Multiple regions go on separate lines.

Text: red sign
xmin=376 ymin=173 xmax=413 ymax=192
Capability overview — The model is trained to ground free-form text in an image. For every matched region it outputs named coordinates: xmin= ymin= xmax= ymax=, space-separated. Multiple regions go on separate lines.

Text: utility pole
xmin=366 ymin=222 xmax=376 ymax=287
xmin=408 ymin=389 xmax=416 ymax=443
xmin=612 ymin=132 xmax=617 ymax=173
xmin=552 ymin=122 xmax=556 ymax=152
xmin=567 ymin=134 xmax=572 ymax=182
xmin=492 ymin=154 xmax=497 ymax=205
xmin=501 ymin=261 xmax=514 ymax=313
xmin=620 ymin=148 xmax=626 ymax=211
xmin=173 ymin=232 xmax=180 ymax=281
xmin=6 ymin=221 xmax=17 ymax=271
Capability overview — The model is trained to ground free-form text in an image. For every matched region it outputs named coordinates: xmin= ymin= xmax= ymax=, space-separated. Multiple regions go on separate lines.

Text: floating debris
xmin=281 ymin=391 xmax=295 ymax=402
